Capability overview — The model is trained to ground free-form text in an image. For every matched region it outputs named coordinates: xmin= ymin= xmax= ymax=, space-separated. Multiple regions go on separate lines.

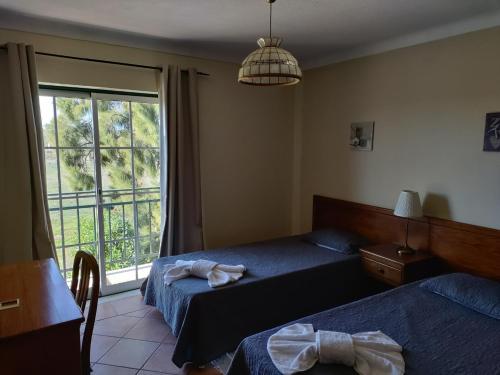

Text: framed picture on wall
xmin=484 ymin=112 xmax=500 ymax=152
xmin=350 ymin=121 xmax=374 ymax=151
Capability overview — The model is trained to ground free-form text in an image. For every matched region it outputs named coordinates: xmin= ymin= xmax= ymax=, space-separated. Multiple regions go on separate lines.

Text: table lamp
xmin=394 ymin=190 xmax=423 ymax=255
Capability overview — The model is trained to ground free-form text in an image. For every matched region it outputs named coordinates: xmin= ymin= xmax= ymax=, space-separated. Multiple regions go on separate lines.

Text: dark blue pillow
xmin=420 ymin=273 xmax=500 ymax=320
xmin=304 ymin=228 xmax=371 ymax=254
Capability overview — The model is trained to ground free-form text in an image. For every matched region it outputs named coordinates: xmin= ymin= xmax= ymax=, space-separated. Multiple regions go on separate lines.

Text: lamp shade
xmin=238 ymin=37 xmax=302 ymax=86
xmin=394 ymin=190 xmax=423 ymax=218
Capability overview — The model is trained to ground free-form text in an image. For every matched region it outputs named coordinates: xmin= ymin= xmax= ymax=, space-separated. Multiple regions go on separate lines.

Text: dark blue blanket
xmin=144 ymin=235 xmax=375 ymax=367
xmin=228 ymin=279 xmax=500 ymax=375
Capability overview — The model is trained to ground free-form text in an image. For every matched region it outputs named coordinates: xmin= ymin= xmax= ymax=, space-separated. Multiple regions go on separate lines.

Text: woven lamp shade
xmin=238 ymin=37 xmax=302 ymax=86
xmin=394 ymin=190 xmax=423 ymax=218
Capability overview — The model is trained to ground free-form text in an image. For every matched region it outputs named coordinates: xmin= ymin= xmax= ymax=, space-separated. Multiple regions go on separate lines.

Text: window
xmin=40 ymin=89 xmax=161 ymax=294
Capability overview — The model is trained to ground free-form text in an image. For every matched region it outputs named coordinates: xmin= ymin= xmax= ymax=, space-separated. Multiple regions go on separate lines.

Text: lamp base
xmin=397 ymin=246 xmax=415 ymax=256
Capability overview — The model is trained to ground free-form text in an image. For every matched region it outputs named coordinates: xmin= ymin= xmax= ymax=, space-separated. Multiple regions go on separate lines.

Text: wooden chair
xmin=71 ymin=251 xmax=100 ymax=375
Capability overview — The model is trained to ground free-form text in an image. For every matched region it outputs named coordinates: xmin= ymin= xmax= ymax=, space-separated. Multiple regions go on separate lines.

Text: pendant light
xmin=238 ymin=0 xmax=302 ymax=86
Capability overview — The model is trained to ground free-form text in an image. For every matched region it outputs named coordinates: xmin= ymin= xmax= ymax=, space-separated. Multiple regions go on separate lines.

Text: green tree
xmin=48 ymin=98 xmax=160 ymax=191
xmin=44 ymin=97 xmax=162 ymax=272
xmin=64 ymin=213 xmax=135 ymax=271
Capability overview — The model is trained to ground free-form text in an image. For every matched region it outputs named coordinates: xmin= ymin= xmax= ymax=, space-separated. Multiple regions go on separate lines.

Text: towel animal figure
xmin=267 ymin=323 xmax=404 ymax=375
xmin=164 ymin=259 xmax=246 ymax=288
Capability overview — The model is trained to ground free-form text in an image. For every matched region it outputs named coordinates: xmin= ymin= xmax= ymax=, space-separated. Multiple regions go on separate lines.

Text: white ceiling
xmin=1 ymin=0 xmax=500 ymax=69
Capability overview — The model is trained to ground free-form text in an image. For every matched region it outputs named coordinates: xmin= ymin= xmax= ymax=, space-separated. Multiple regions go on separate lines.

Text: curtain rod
xmin=0 ymin=46 xmax=210 ymax=76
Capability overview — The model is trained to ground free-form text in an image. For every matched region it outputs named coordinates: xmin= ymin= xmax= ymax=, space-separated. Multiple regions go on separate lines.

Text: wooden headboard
xmin=313 ymin=195 xmax=500 ymax=280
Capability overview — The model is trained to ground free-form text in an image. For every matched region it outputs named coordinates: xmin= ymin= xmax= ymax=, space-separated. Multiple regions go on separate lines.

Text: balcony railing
xmin=47 ymin=187 xmax=161 ymax=281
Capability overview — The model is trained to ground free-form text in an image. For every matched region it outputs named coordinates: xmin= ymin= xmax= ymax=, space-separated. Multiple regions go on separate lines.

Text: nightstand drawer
xmin=362 ymin=258 xmax=402 ymax=285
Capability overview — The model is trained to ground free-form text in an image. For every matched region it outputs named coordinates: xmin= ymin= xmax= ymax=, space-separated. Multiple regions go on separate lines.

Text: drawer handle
xmin=377 ymin=268 xmax=385 ymax=274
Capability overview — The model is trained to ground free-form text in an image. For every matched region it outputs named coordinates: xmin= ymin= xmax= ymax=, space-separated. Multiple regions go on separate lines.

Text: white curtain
xmin=0 ymin=43 xmax=56 ymax=264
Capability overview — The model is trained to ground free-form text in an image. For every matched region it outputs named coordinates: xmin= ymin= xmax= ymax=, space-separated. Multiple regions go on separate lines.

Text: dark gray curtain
xmin=160 ymin=66 xmax=204 ymax=256
xmin=0 ymin=43 xmax=57 ymax=264
xmin=141 ymin=66 xmax=203 ymax=293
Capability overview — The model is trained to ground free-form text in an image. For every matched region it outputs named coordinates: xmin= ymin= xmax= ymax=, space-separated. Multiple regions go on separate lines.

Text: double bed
xmin=227 ymin=273 xmax=500 ymax=374
xmin=144 ymin=234 xmax=377 ymax=366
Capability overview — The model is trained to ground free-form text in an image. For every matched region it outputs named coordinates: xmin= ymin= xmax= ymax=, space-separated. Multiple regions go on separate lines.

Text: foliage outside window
xmin=41 ymin=93 xmax=161 ymax=282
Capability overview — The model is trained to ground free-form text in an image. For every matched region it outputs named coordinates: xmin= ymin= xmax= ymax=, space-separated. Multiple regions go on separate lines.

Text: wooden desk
xmin=0 ymin=258 xmax=84 ymax=375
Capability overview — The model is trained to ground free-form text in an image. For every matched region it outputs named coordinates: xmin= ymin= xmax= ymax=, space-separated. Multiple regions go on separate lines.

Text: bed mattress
xmin=228 ymin=278 xmax=500 ymax=375
xmin=144 ymin=235 xmax=375 ymax=366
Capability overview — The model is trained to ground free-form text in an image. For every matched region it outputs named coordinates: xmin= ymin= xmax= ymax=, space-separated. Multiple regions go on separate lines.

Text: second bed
xmin=227 ymin=273 xmax=500 ymax=375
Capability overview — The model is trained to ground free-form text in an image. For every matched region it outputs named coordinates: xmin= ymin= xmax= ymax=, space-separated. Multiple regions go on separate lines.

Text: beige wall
xmin=0 ymin=28 xmax=295 ymax=249
xmin=3 ymin=24 xmax=500 ymax=248
xmin=299 ymin=26 xmax=500 ymax=231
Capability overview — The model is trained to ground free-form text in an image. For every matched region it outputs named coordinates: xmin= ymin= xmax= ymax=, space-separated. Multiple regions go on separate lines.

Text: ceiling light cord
xmin=269 ymin=2 xmax=273 ymax=39
xmin=238 ymin=0 xmax=302 ymax=86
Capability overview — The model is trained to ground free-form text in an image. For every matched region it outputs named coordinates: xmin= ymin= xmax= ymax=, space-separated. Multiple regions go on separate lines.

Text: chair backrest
xmin=71 ymin=251 xmax=99 ymax=375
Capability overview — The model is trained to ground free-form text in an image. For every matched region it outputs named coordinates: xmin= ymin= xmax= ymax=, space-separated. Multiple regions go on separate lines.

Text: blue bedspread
xmin=228 ymin=279 xmax=500 ymax=375
xmin=144 ymin=235 xmax=375 ymax=367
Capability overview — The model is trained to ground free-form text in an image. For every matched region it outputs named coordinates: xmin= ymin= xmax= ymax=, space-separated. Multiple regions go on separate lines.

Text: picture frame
xmin=483 ymin=112 xmax=500 ymax=152
xmin=350 ymin=121 xmax=374 ymax=151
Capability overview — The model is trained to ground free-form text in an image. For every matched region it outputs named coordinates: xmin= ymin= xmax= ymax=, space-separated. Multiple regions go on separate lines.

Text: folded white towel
xmin=267 ymin=323 xmax=404 ymax=375
xmin=163 ymin=259 xmax=246 ymax=288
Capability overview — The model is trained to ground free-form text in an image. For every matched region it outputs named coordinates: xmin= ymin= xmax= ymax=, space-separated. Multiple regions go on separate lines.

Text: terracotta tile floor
xmin=86 ymin=294 xmax=222 ymax=375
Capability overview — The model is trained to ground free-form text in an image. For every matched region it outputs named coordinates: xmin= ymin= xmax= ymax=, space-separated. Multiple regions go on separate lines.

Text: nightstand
xmin=359 ymin=244 xmax=440 ymax=286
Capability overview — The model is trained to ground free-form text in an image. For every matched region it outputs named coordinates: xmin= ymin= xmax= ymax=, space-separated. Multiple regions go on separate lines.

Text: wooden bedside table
xmin=359 ymin=244 xmax=440 ymax=286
